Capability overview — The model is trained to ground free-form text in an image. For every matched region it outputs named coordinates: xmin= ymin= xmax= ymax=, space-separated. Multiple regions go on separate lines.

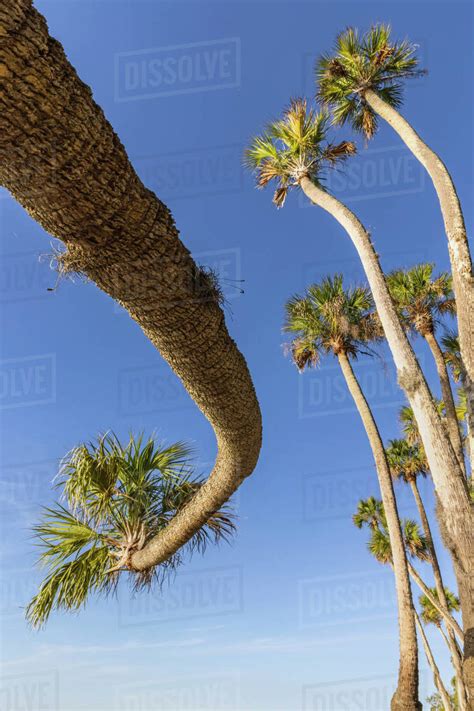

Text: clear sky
xmin=0 ymin=1 xmax=472 ymax=709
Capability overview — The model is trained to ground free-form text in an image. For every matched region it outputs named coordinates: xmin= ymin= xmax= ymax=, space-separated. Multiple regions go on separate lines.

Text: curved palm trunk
xmin=0 ymin=1 xmax=262 ymax=570
xmin=415 ymin=611 xmax=453 ymax=711
xmin=299 ymin=176 xmax=474 ymax=700
xmin=363 ymin=89 xmax=474 ymax=410
xmin=338 ymin=352 xmax=421 ymax=711
xmin=411 ymin=480 xmax=468 ymax=710
xmin=424 ymin=332 xmax=465 ymax=475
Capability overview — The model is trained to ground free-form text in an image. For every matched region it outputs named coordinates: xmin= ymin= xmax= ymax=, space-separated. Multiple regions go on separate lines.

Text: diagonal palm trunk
xmin=299 ymin=176 xmax=474 ymax=700
xmin=410 ymin=479 xmax=468 ymax=710
xmin=414 ymin=610 xmax=453 ymax=711
xmin=363 ymin=89 xmax=474 ymax=431
xmin=408 ymin=562 xmax=464 ymax=643
xmin=338 ymin=351 xmax=421 ymax=711
xmin=424 ymin=331 xmax=465 ymax=475
xmin=0 ymin=1 xmax=262 ymax=570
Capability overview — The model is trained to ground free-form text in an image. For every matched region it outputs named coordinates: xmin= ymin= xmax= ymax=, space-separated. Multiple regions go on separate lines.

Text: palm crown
xmin=316 ymin=24 xmax=425 ymax=139
xmin=419 ymin=587 xmax=460 ymax=627
xmin=354 ymin=497 xmax=429 ymax=564
xmin=385 ymin=438 xmax=428 ymax=483
xmin=245 ymin=98 xmax=356 ymax=207
xmin=387 ymin=264 xmax=455 ymax=336
xmin=26 ymin=433 xmax=235 ymax=628
xmin=283 ymin=275 xmax=381 ymax=371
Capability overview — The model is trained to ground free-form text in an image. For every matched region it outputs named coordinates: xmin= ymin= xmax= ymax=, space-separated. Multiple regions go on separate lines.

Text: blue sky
xmin=0 ymin=1 xmax=472 ymax=709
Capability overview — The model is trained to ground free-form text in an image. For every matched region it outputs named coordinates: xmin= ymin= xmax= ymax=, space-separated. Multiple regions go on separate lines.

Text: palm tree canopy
xmin=419 ymin=587 xmax=460 ymax=627
xmin=26 ymin=434 xmax=235 ymax=628
xmin=399 ymin=402 xmax=446 ymax=447
xmin=283 ymin=275 xmax=382 ymax=370
xmin=316 ymin=24 xmax=425 ymax=139
xmin=442 ymin=330 xmax=464 ymax=383
xmin=385 ymin=438 xmax=428 ymax=483
xmin=386 ymin=264 xmax=455 ymax=336
xmin=245 ymin=98 xmax=356 ymax=207
xmin=354 ymin=498 xmax=429 ymax=563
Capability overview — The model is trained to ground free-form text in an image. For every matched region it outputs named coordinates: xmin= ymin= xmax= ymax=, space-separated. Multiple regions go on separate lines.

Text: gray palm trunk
xmin=410 ymin=479 xmax=468 ymax=710
xmin=299 ymin=176 xmax=474 ymax=700
xmin=363 ymin=88 xmax=474 ymax=476
xmin=408 ymin=562 xmax=464 ymax=643
xmin=338 ymin=351 xmax=421 ymax=711
xmin=0 ymin=1 xmax=262 ymax=570
xmin=414 ymin=610 xmax=453 ymax=711
xmin=424 ymin=331 xmax=465 ymax=475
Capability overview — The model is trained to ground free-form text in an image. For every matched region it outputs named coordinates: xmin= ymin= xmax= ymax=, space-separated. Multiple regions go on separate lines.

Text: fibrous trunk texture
xmin=299 ymin=176 xmax=474 ymax=708
xmin=338 ymin=352 xmax=421 ymax=711
xmin=0 ymin=1 xmax=262 ymax=570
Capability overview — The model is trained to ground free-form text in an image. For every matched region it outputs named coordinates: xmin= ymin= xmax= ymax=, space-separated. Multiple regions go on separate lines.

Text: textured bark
xmin=415 ymin=610 xmax=453 ymax=711
xmin=364 ymin=89 xmax=474 ymax=404
xmin=425 ymin=331 xmax=465 ymax=475
xmin=0 ymin=1 xmax=262 ymax=569
xmin=338 ymin=352 xmax=421 ymax=711
xmin=299 ymin=176 xmax=474 ymax=701
xmin=411 ymin=480 xmax=468 ymax=710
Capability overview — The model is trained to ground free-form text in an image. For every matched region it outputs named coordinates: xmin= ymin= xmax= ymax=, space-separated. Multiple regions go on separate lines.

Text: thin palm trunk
xmin=424 ymin=331 xmax=465 ymax=475
xmin=415 ymin=611 xmax=453 ymax=711
xmin=411 ymin=480 xmax=468 ymax=710
xmin=363 ymin=89 xmax=474 ymax=420
xmin=338 ymin=351 xmax=421 ymax=711
xmin=408 ymin=562 xmax=464 ymax=643
xmin=299 ymin=176 xmax=473 ymax=695
xmin=0 ymin=1 xmax=262 ymax=570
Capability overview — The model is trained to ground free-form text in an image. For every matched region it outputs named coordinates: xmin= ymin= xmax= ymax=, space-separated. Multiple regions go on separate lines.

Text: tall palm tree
xmin=316 ymin=24 xmax=474 ymax=415
xmin=285 ymin=276 xmax=420 ymax=710
xmin=387 ymin=439 xmax=468 ymax=709
xmin=420 ymin=588 xmax=466 ymax=711
xmin=387 ymin=265 xmax=464 ymax=472
xmin=415 ymin=607 xmax=454 ymax=711
xmin=246 ymin=99 xmax=473 ymax=668
xmin=0 ymin=1 xmax=262 ymax=572
xmin=26 ymin=434 xmax=236 ymax=628
xmin=355 ymin=499 xmax=451 ymax=709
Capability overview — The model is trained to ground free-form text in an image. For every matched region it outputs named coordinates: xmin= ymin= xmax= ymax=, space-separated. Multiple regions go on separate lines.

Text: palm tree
xmin=387 ymin=438 xmax=468 ymax=709
xmin=415 ymin=607 xmax=454 ymax=711
xmin=285 ymin=276 xmax=421 ymax=710
xmin=0 ymin=2 xmax=262 ymax=571
xmin=355 ymin=499 xmax=452 ymax=709
xmin=246 ymin=99 xmax=473 ymax=662
xmin=420 ymin=589 xmax=467 ymax=711
xmin=316 ymin=24 xmax=474 ymax=411
xmin=387 ymin=265 xmax=464 ymax=472
xmin=26 ymin=434 xmax=236 ymax=628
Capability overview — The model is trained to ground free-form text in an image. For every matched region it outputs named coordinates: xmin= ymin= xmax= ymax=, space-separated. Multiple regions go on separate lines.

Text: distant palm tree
xmin=354 ymin=498 xmax=452 ymax=709
xmin=246 ymin=102 xmax=472 ymax=640
xmin=26 ymin=434 xmax=235 ymax=628
xmin=415 ymin=607 xmax=454 ymax=711
xmin=420 ymin=588 xmax=467 ymax=711
xmin=316 ymin=24 xmax=474 ymax=408
xmin=284 ymin=275 xmax=420 ymax=710
xmin=387 ymin=265 xmax=464 ymax=472
xmin=387 ymin=438 xmax=468 ymax=708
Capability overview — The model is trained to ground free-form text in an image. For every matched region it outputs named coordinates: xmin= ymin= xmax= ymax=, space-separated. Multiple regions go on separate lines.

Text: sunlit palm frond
xmin=316 ymin=24 xmax=425 ymax=139
xmin=385 ymin=438 xmax=428 ymax=482
xmin=419 ymin=586 xmax=460 ymax=627
xmin=27 ymin=434 xmax=235 ymax=628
